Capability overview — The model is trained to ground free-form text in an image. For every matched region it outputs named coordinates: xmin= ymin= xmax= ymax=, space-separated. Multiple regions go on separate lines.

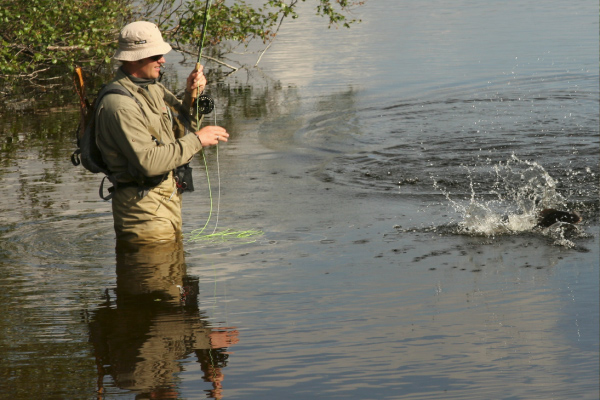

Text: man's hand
xmin=196 ymin=125 xmax=229 ymax=146
xmin=209 ymin=327 xmax=240 ymax=349
xmin=187 ymin=64 xmax=207 ymax=95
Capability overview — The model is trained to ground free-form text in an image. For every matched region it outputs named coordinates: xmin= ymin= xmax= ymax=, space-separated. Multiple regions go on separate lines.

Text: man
xmin=96 ymin=21 xmax=228 ymax=243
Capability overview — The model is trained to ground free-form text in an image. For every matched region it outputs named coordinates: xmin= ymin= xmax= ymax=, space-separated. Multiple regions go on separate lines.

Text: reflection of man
xmin=88 ymin=241 xmax=238 ymax=399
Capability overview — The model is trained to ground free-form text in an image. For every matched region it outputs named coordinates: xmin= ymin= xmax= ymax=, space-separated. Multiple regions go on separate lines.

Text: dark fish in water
xmin=536 ymin=208 xmax=582 ymax=228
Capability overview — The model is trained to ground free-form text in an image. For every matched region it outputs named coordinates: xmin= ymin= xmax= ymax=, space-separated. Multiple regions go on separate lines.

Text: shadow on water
xmin=88 ymin=241 xmax=238 ymax=399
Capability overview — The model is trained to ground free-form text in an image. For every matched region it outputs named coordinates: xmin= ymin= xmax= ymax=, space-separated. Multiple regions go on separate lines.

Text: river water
xmin=1 ymin=1 xmax=598 ymax=399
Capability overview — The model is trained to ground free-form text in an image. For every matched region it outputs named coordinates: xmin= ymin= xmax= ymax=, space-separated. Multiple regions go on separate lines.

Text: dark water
xmin=1 ymin=1 xmax=598 ymax=399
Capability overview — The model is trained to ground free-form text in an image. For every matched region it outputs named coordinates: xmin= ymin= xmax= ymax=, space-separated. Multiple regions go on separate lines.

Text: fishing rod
xmin=192 ymin=0 xmax=215 ymax=115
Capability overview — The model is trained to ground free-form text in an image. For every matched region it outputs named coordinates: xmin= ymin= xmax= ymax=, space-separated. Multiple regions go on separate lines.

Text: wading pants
xmin=111 ymin=172 xmax=182 ymax=243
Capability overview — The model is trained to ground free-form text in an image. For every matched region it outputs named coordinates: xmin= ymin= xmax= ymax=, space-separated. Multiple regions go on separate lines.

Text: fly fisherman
xmin=96 ymin=21 xmax=228 ymax=243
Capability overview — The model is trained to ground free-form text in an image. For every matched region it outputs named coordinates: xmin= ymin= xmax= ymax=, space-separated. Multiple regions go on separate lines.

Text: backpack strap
xmin=71 ymin=85 xmax=159 ymax=169
xmin=101 ymin=83 xmax=163 ymax=144
xmin=99 ymin=175 xmax=117 ymax=201
xmin=97 ymin=84 xmax=142 ymax=112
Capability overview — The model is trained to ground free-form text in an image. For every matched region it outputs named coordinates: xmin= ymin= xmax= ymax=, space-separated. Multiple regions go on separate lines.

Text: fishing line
xmin=188 ymin=91 xmax=263 ymax=244
xmin=188 ymin=128 xmax=264 ymax=243
xmin=211 ymin=111 xmax=221 ymax=235
xmin=185 ymin=0 xmax=263 ymax=245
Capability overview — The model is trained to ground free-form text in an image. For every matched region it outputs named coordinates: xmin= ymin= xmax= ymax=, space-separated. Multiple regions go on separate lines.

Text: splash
xmin=433 ymin=155 xmax=585 ymax=246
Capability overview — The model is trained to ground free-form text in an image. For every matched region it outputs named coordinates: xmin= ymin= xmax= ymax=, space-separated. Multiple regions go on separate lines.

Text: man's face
xmin=133 ymin=55 xmax=165 ymax=79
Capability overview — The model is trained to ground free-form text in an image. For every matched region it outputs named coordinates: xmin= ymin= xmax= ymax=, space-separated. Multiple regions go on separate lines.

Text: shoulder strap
xmin=97 ymin=83 xmax=141 ymax=109
xmin=100 ymin=83 xmax=163 ymax=144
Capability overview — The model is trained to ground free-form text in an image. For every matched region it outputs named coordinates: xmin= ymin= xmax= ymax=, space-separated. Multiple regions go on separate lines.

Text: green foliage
xmin=161 ymin=0 xmax=281 ymax=47
xmin=0 ymin=0 xmax=362 ymax=89
xmin=0 ymin=0 xmax=129 ymax=83
xmin=316 ymin=0 xmax=364 ymax=28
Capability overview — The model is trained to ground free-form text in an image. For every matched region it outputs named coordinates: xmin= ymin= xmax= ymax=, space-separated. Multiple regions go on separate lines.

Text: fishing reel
xmin=195 ymin=94 xmax=214 ymax=115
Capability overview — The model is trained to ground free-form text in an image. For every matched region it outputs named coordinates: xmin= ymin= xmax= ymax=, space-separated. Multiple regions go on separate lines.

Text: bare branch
xmin=254 ymin=5 xmax=288 ymax=67
xmin=46 ymin=45 xmax=86 ymax=51
xmin=171 ymin=46 xmax=239 ymax=72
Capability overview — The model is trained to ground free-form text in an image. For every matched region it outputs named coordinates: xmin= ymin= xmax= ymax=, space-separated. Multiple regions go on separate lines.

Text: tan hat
xmin=113 ymin=21 xmax=172 ymax=61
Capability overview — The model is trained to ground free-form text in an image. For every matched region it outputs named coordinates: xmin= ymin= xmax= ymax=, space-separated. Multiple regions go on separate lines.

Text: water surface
xmin=0 ymin=0 xmax=598 ymax=399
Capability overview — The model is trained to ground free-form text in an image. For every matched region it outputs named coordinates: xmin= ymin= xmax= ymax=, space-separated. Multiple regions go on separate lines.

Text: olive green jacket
xmin=95 ymin=68 xmax=203 ymax=242
xmin=96 ymin=68 xmax=203 ymax=184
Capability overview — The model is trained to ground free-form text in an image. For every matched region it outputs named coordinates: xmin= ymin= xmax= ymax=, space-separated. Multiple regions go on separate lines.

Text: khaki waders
xmin=112 ymin=172 xmax=183 ymax=243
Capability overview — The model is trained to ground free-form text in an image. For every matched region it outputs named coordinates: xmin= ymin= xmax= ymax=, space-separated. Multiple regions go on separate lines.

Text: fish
xmin=536 ymin=208 xmax=582 ymax=228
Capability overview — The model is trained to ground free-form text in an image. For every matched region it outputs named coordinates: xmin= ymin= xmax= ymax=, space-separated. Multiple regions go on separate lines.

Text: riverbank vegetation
xmin=0 ymin=0 xmax=363 ymax=101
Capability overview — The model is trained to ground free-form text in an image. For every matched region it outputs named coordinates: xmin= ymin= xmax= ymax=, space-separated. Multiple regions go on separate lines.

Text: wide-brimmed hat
xmin=113 ymin=21 xmax=172 ymax=62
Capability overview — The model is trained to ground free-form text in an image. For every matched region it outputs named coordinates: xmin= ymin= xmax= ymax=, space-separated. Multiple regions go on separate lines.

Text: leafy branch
xmin=0 ymin=0 xmax=127 ymax=85
xmin=0 ymin=0 xmax=363 ymax=91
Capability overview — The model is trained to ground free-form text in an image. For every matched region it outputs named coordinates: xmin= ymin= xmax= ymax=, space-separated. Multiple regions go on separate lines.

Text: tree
xmin=0 ymin=0 xmax=363 ymax=91
xmin=0 ymin=0 xmax=129 ymax=87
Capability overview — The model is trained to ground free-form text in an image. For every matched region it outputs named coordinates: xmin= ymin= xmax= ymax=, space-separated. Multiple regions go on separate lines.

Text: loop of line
xmin=187 ymin=102 xmax=263 ymax=244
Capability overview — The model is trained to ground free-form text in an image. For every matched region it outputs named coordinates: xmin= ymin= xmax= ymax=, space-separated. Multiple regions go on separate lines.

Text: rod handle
xmin=191 ymin=62 xmax=202 ymax=99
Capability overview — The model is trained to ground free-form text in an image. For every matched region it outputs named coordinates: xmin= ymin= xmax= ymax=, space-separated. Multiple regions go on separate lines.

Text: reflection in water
xmin=88 ymin=241 xmax=238 ymax=399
